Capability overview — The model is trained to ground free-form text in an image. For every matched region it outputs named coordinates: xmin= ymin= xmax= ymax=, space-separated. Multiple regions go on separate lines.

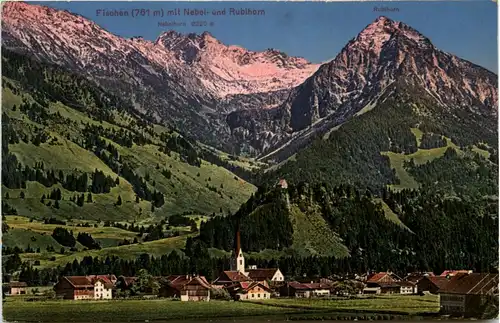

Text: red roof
xmin=366 ymin=272 xmax=399 ymax=283
xmin=287 ymin=281 xmax=331 ymax=291
xmin=247 ymin=268 xmax=279 ymax=281
xmin=438 ymin=273 xmax=498 ymax=295
xmin=227 ymin=281 xmax=271 ymax=294
xmin=64 ymin=276 xmax=94 ymax=288
xmin=64 ymin=275 xmax=115 ymax=288
xmin=426 ymin=276 xmax=450 ymax=290
xmin=215 ymin=271 xmax=251 ymax=284
xmin=439 ymin=270 xmax=472 ymax=277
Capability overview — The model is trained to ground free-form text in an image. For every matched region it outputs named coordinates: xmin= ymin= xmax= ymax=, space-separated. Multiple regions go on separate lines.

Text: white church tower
xmin=230 ymin=221 xmax=247 ymax=275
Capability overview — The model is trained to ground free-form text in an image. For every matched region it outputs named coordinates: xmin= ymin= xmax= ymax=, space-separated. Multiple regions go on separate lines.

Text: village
xmin=4 ymin=228 xmax=499 ymax=319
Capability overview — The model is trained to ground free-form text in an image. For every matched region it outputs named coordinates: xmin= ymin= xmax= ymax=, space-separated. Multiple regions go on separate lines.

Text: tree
xmin=54 ymin=200 xmax=60 ymax=209
xmin=5 ymin=193 xmax=9 ymax=200
xmin=135 ymin=195 xmax=140 ymax=203
xmin=87 ymin=193 xmax=93 ymax=203
xmin=131 ymin=269 xmax=159 ymax=295
xmin=20 ymin=191 xmax=25 ymax=199
xmin=116 ymin=195 xmax=122 ymax=206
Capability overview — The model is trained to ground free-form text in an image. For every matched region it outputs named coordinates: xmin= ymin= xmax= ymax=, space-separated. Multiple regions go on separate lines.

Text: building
xmin=417 ymin=276 xmax=449 ymax=294
xmin=180 ymin=276 xmax=211 ymax=302
xmin=246 ymin=268 xmax=285 ymax=282
xmin=5 ymin=281 xmax=27 ymax=295
xmin=159 ymin=275 xmax=191 ymax=298
xmin=437 ymin=273 xmax=498 ymax=317
xmin=363 ymin=272 xmax=416 ymax=295
xmin=226 ymin=281 xmax=272 ymax=300
xmin=213 ymin=271 xmax=252 ymax=287
xmin=280 ymin=281 xmax=332 ymax=298
xmin=54 ymin=275 xmax=114 ymax=300
xmin=230 ymin=221 xmax=248 ymax=275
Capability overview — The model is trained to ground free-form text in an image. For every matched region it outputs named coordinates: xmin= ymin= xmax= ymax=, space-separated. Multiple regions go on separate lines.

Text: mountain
xmin=1 ymin=1 xmax=319 ymax=153
xmin=230 ymin=16 xmax=498 ymax=163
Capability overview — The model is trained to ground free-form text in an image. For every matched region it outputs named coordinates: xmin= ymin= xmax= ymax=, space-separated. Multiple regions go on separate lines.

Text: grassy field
xmin=372 ymin=198 xmax=412 ymax=232
xmin=2 ymin=298 xmax=303 ymax=322
xmin=381 ymin=129 xmax=461 ymax=191
xmin=288 ymin=204 xmax=349 ymax=258
xmin=20 ymin=234 xmax=191 ymax=268
xmin=2 ymin=295 xmax=440 ymax=322
xmin=250 ymin=294 xmax=440 ymax=315
xmin=3 ymin=215 xmax=194 ymax=268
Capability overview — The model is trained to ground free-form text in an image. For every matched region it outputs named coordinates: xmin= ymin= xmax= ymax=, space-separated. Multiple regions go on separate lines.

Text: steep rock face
xmin=156 ymin=30 xmax=320 ymax=97
xmin=1 ymin=1 xmax=318 ymax=152
xmin=232 ymin=17 xmax=498 ymax=161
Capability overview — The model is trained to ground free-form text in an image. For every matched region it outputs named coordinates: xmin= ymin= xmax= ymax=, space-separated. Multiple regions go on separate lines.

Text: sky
xmin=34 ymin=1 xmax=498 ymax=73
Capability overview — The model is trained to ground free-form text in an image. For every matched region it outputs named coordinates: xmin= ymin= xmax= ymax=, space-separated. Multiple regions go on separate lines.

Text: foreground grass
xmin=2 ymin=299 xmax=303 ymax=322
xmin=250 ymin=294 xmax=440 ymax=315
xmin=2 ymin=295 xmax=440 ymax=322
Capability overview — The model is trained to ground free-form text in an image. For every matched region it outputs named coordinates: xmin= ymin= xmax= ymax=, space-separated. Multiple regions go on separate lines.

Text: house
xmin=159 ymin=275 xmax=191 ymax=298
xmin=440 ymin=270 xmax=473 ymax=277
xmin=213 ymin=271 xmax=252 ymax=287
xmin=279 ymin=281 xmax=332 ymax=298
xmin=54 ymin=275 xmax=114 ymax=300
xmin=437 ymin=273 xmax=498 ymax=317
xmin=417 ymin=276 xmax=449 ymax=294
xmin=5 ymin=281 xmax=27 ymax=295
xmin=180 ymin=276 xmax=211 ymax=302
xmin=363 ymin=272 xmax=403 ymax=294
xmin=226 ymin=281 xmax=272 ymax=300
xmin=246 ymin=268 xmax=285 ymax=282
xmin=399 ymin=281 xmax=418 ymax=294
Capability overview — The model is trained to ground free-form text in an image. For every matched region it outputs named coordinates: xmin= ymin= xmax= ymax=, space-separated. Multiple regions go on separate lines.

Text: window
xmin=240 ymin=260 xmax=242 ymax=265
xmin=258 ymin=294 xmax=261 ymax=298
xmin=252 ymin=294 xmax=254 ymax=298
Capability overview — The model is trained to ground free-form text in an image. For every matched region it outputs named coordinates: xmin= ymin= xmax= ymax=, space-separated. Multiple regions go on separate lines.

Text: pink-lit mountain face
xmin=1 ymin=1 xmax=318 ymax=151
xmin=2 ymin=3 xmax=498 ymax=160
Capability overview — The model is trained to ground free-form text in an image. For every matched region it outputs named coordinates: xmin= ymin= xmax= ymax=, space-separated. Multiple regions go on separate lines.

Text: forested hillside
xmin=198 ymin=182 xmax=498 ymax=273
xmin=259 ymin=84 xmax=498 ymax=196
xmin=1 ymin=49 xmax=257 ymax=223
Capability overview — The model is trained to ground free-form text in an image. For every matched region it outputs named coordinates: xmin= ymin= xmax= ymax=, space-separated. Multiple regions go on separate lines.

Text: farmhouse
xmin=417 ymin=276 xmax=449 ymax=294
xmin=159 ymin=275 xmax=191 ymax=298
xmin=279 ymin=281 xmax=332 ymax=298
xmin=54 ymin=275 xmax=114 ymax=300
xmin=246 ymin=267 xmax=285 ymax=282
xmin=226 ymin=281 xmax=271 ymax=300
xmin=180 ymin=276 xmax=212 ymax=302
xmin=4 ymin=281 xmax=27 ymax=295
xmin=363 ymin=272 xmax=416 ymax=294
xmin=437 ymin=272 xmax=498 ymax=317
xmin=213 ymin=271 xmax=252 ymax=287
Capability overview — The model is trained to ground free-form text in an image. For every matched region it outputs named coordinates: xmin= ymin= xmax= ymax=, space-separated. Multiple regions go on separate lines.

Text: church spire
xmin=230 ymin=218 xmax=246 ymax=273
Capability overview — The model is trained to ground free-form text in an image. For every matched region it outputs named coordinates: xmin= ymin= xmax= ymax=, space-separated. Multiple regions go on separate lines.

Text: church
xmin=212 ymin=221 xmax=285 ymax=287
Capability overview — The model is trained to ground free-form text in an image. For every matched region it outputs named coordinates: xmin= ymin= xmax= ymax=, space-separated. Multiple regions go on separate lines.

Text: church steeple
xmin=230 ymin=219 xmax=245 ymax=273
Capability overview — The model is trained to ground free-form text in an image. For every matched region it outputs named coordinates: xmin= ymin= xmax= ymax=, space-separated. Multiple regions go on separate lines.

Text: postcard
xmin=1 ymin=0 xmax=498 ymax=322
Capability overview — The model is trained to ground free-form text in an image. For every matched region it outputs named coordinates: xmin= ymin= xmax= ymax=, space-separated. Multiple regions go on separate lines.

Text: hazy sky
xmin=33 ymin=1 xmax=498 ymax=73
